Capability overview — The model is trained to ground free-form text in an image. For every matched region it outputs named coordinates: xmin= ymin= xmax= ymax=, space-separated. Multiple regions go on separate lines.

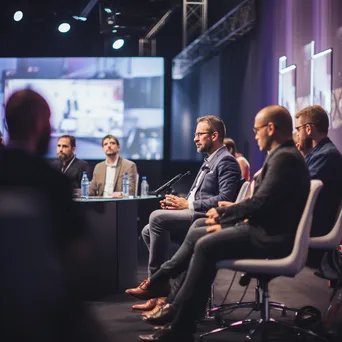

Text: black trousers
xmin=151 ymin=218 xmax=268 ymax=331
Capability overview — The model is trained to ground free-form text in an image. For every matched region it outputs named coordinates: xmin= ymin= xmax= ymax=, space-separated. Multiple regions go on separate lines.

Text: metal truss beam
xmin=183 ymin=0 xmax=208 ymax=49
xmin=139 ymin=38 xmax=156 ymax=56
xmin=174 ymin=0 xmax=256 ymax=80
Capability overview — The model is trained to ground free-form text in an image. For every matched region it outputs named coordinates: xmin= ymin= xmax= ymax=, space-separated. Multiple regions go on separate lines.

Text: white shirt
xmin=187 ymin=145 xmax=225 ymax=210
xmin=103 ymin=158 xmax=118 ymax=197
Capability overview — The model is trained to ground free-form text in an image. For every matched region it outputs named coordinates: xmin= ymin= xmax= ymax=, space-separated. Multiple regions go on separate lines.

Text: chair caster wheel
xmin=295 ymin=306 xmax=321 ymax=328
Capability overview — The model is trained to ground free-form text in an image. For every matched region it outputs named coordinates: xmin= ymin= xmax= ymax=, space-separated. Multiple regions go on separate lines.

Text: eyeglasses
xmin=253 ymin=124 xmax=268 ymax=134
xmin=194 ymin=132 xmax=212 ymax=138
xmin=295 ymin=123 xmax=315 ymax=131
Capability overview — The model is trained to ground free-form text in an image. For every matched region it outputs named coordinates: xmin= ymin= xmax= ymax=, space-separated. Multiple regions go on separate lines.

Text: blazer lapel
xmin=113 ymin=156 xmax=122 ymax=190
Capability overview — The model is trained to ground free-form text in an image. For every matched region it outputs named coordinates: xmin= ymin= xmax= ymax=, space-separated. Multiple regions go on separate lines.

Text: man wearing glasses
xmin=126 ymin=115 xmax=242 ymax=311
xmin=295 ymin=105 xmax=342 ymax=245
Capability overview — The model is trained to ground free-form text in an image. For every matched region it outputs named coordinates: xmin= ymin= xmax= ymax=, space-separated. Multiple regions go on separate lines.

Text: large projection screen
xmin=0 ymin=57 xmax=164 ymax=160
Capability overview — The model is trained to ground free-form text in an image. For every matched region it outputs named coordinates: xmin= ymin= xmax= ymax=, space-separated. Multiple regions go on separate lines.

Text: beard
xmin=36 ymin=130 xmax=51 ymax=157
xmin=58 ymin=152 xmax=72 ymax=162
xmin=197 ymin=141 xmax=213 ymax=154
xmin=303 ymin=136 xmax=313 ymax=151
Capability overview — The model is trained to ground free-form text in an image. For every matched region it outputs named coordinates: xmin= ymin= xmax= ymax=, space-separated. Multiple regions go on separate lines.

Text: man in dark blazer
xmin=135 ymin=105 xmax=310 ymax=342
xmin=295 ymin=105 xmax=342 ymax=238
xmin=50 ymin=135 xmax=89 ymax=189
xmin=126 ymin=115 xmax=242 ymax=309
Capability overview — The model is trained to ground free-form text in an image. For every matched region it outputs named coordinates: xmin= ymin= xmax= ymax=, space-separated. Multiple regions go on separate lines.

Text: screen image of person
xmin=50 ymin=135 xmax=89 ymax=189
xmin=89 ymin=135 xmax=138 ymax=197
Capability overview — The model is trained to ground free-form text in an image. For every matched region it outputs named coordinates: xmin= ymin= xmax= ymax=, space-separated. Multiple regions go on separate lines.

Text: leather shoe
xmin=125 ymin=279 xmax=170 ymax=300
xmin=138 ymin=325 xmax=194 ymax=342
xmin=142 ymin=297 xmax=166 ymax=317
xmin=132 ymin=298 xmax=157 ymax=311
xmin=143 ymin=303 xmax=176 ymax=326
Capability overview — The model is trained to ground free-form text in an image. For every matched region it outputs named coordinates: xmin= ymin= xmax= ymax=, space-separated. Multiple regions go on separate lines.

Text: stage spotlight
xmin=72 ymin=15 xmax=87 ymax=21
xmin=13 ymin=11 xmax=23 ymax=22
xmin=112 ymin=39 xmax=124 ymax=50
xmin=58 ymin=23 xmax=71 ymax=33
xmin=104 ymin=8 xmax=112 ymax=13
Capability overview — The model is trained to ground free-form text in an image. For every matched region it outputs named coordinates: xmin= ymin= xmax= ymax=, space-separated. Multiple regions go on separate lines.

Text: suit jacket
xmin=188 ymin=146 xmax=242 ymax=214
xmin=50 ymin=157 xmax=90 ymax=189
xmin=89 ymin=156 xmax=138 ymax=196
xmin=217 ymin=140 xmax=310 ymax=256
xmin=305 ymin=137 xmax=342 ymax=237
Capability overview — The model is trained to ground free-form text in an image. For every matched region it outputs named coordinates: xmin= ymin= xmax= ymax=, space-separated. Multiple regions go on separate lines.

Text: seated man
xmin=50 ymin=135 xmax=89 ymax=189
xmin=132 ymin=105 xmax=310 ymax=342
xmin=295 ymin=105 xmax=342 ymax=238
xmin=126 ymin=115 xmax=242 ymax=310
xmin=89 ymin=134 xmax=137 ymax=197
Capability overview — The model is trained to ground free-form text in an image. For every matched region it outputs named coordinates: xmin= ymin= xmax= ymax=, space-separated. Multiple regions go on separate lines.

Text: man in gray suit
xmin=89 ymin=135 xmax=137 ymax=197
xmin=126 ymin=115 xmax=242 ymax=308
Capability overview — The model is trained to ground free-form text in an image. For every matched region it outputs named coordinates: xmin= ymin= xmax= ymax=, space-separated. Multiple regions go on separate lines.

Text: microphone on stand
xmin=153 ymin=171 xmax=191 ymax=196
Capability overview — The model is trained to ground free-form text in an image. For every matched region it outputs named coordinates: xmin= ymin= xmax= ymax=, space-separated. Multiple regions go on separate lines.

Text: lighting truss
xmin=173 ymin=0 xmax=256 ymax=80
xmin=183 ymin=0 xmax=208 ymax=49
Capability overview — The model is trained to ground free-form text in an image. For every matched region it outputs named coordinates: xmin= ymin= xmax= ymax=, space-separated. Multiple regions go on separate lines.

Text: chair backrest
xmin=286 ymin=180 xmax=323 ymax=273
xmin=310 ymin=202 xmax=342 ymax=249
xmin=135 ymin=173 xmax=139 ymax=196
xmin=236 ymin=181 xmax=250 ymax=203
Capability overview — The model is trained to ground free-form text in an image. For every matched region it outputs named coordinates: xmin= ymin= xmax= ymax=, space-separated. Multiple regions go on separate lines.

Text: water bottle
xmin=81 ymin=171 xmax=89 ymax=199
xmin=141 ymin=176 xmax=149 ymax=197
xmin=122 ymin=172 xmax=130 ymax=197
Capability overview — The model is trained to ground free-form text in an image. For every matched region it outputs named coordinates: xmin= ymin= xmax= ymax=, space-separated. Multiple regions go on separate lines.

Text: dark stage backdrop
xmin=171 ymin=0 xmax=342 ymax=176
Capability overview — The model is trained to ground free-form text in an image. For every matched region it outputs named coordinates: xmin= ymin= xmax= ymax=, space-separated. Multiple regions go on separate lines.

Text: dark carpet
xmin=90 ymin=253 xmax=342 ymax=342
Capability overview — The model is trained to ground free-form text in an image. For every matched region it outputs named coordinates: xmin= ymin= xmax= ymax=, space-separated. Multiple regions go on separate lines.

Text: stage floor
xmin=90 ymin=260 xmax=342 ymax=342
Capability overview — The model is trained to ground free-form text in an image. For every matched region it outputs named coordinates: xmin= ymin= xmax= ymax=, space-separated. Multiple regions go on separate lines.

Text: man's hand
xmin=164 ymin=195 xmax=188 ymax=210
xmin=160 ymin=199 xmax=167 ymax=209
xmin=206 ymin=208 xmax=219 ymax=219
xmin=218 ymin=201 xmax=234 ymax=207
xmin=111 ymin=191 xmax=123 ymax=198
xmin=206 ymin=224 xmax=222 ymax=233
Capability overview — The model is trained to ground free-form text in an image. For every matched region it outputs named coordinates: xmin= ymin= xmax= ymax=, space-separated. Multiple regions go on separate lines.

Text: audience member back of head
xmin=0 ymin=89 xmax=109 ymax=342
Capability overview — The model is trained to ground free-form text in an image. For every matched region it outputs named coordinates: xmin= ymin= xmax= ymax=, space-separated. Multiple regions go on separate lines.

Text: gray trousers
xmin=141 ymin=209 xmax=195 ymax=276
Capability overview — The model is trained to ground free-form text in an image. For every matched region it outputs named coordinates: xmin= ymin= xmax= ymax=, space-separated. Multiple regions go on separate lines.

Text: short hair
xmin=223 ymin=138 xmax=237 ymax=156
xmin=58 ymin=135 xmax=76 ymax=148
xmin=5 ymin=89 xmax=50 ymax=140
xmin=197 ymin=115 xmax=226 ymax=143
xmin=263 ymin=105 xmax=293 ymax=137
xmin=295 ymin=105 xmax=329 ymax=134
xmin=102 ymin=134 xmax=120 ymax=146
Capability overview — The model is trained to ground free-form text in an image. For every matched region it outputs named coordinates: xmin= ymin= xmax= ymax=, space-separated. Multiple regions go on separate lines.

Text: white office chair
xmin=310 ymin=204 xmax=342 ymax=250
xmin=201 ymin=180 xmax=327 ymax=342
xmin=205 ymin=181 xmax=251 ymax=319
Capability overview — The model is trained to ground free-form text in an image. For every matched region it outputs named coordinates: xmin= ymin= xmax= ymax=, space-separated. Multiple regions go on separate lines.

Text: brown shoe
xmin=125 ymin=278 xmax=170 ymax=300
xmin=142 ymin=297 xmax=166 ymax=317
xmin=142 ymin=303 xmax=176 ymax=326
xmin=132 ymin=298 xmax=157 ymax=311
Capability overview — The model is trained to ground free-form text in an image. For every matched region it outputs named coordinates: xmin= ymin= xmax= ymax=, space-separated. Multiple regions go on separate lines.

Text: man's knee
xmin=191 ymin=217 xmax=207 ymax=229
xmin=186 ymin=225 xmax=207 ymax=245
xmin=194 ymin=234 xmax=213 ymax=255
xmin=149 ymin=209 xmax=167 ymax=226
xmin=141 ymin=224 xmax=150 ymax=242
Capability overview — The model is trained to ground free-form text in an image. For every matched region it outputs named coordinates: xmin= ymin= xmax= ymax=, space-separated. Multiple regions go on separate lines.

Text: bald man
xmin=136 ymin=105 xmax=311 ymax=342
xmin=0 ymin=90 xmax=107 ymax=342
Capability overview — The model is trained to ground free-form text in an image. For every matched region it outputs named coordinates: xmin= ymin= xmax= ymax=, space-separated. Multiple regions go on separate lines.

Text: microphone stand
xmin=153 ymin=171 xmax=191 ymax=196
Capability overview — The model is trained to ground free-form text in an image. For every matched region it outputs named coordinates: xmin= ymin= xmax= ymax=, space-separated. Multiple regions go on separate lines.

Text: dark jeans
xmin=151 ymin=218 xmax=268 ymax=331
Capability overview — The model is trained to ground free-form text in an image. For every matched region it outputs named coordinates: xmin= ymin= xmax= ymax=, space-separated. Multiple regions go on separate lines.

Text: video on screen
xmin=0 ymin=57 xmax=164 ymax=160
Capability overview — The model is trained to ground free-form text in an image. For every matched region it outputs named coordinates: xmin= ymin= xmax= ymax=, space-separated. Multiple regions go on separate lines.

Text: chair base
xmin=200 ymin=317 xmax=328 ymax=342
xmin=211 ymin=300 xmax=298 ymax=325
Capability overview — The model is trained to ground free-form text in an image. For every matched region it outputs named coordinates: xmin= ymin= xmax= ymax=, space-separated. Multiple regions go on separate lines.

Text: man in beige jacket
xmin=89 ymin=135 xmax=138 ymax=197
